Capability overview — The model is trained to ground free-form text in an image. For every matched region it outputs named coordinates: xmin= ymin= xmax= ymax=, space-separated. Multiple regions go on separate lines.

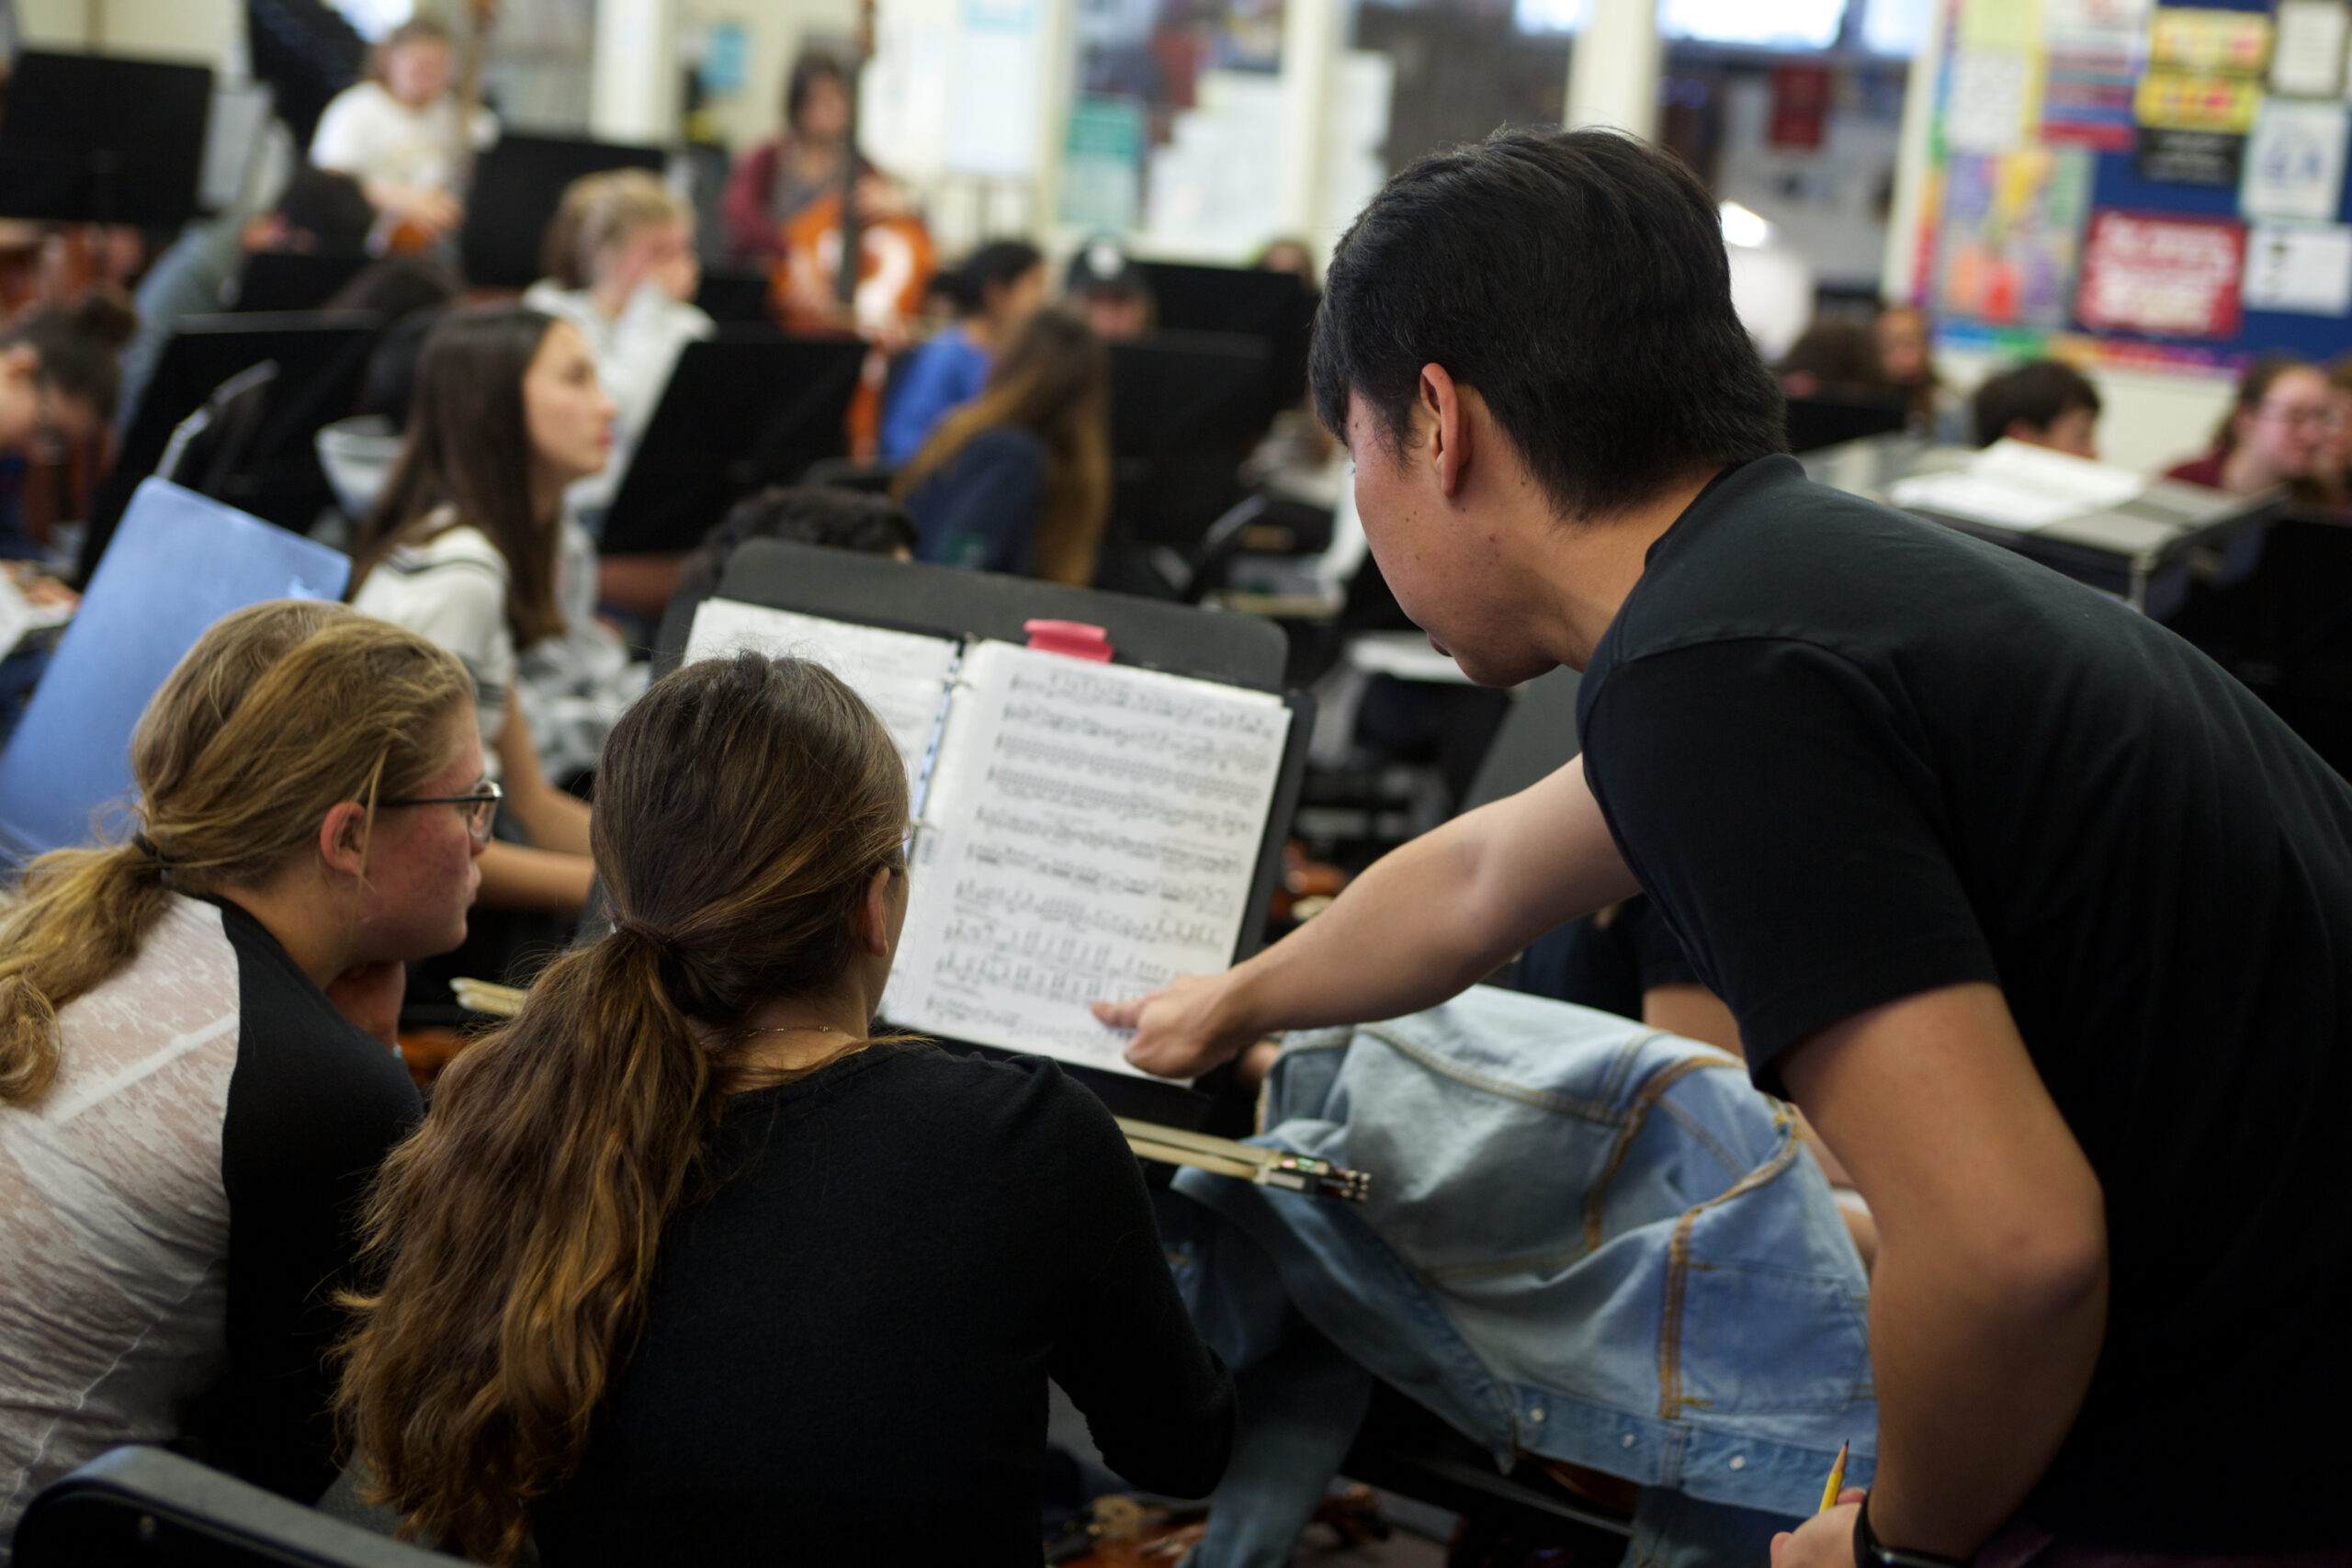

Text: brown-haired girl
xmin=339 ymin=652 xmax=1234 ymax=1566
xmin=347 ymin=306 xmax=613 ymax=911
xmin=2164 ymin=354 xmax=2342 ymax=502
xmin=0 ymin=602 xmax=485 ymax=1540
xmin=895 ymin=305 xmax=1112 ymax=585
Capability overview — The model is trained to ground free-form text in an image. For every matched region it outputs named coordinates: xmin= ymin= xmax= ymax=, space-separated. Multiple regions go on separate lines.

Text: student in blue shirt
xmin=892 ymin=307 xmax=1109 ymax=585
xmin=878 ymin=241 xmax=1045 ymax=467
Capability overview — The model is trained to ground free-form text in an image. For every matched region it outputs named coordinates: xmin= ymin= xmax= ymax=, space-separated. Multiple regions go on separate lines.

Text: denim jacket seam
xmin=1358 ymin=1020 xmax=1658 ymax=1121
xmin=1658 ymin=1133 xmax=1805 ymax=1418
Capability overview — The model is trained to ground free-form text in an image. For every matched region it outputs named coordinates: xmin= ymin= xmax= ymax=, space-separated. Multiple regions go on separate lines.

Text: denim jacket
xmin=1167 ymin=986 xmax=1876 ymax=1525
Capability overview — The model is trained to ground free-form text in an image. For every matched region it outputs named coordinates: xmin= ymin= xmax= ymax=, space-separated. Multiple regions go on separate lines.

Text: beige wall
xmin=16 ymin=0 xmax=245 ymax=73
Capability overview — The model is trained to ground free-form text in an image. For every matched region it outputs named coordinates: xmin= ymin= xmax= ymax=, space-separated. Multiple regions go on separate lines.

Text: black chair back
xmin=14 ymin=1446 xmax=449 ymax=1566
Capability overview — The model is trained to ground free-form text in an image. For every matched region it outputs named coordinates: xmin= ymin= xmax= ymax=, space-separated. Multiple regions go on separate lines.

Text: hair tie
xmin=613 ymin=916 xmax=674 ymax=957
xmin=130 ymin=833 xmax=172 ymax=871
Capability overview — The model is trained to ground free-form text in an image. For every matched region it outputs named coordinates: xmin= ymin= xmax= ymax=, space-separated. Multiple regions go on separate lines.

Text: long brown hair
xmin=337 ymin=653 xmax=910 ymax=1564
xmin=896 ymin=306 xmax=1111 ymax=585
xmin=346 ymin=308 xmax=568 ymax=646
xmin=0 ymin=603 xmax=471 ymax=1105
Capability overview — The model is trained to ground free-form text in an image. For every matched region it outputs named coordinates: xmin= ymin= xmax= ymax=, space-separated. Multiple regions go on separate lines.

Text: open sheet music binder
xmin=654 ymin=539 xmax=1313 ymax=1129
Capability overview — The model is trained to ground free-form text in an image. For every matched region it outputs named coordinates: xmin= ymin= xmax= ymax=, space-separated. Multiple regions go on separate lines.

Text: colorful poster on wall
xmin=2075 ymin=209 xmax=2248 ymax=335
xmin=1057 ymin=96 xmax=1145 ymax=231
xmin=2139 ymin=127 xmax=2246 ymax=183
xmin=1936 ymin=147 xmax=2096 ymax=328
xmin=2042 ymin=0 xmax=2151 ymax=151
xmin=2269 ymin=0 xmax=2350 ymax=96
xmin=2134 ymin=69 xmax=2263 ymax=131
xmin=2245 ymin=221 xmax=2352 ymax=312
xmin=2242 ymin=98 xmax=2350 ymax=221
xmin=1770 ymin=64 xmax=1833 ymax=147
xmin=2145 ymin=6 xmax=2273 ymax=72
xmin=1951 ymin=49 xmax=2041 ymax=152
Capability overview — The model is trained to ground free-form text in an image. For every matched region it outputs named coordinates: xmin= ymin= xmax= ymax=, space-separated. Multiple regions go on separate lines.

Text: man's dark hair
xmin=276 ymin=165 xmax=378 ymax=250
xmin=1310 ymin=128 xmax=1786 ymax=521
xmin=678 ymin=485 xmax=919 ymax=602
xmin=1970 ymin=358 xmax=2101 ymax=448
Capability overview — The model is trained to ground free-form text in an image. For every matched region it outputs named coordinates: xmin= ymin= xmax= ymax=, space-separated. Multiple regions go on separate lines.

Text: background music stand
xmin=598 ymin=331 xmax=867 ymax=557
xmin=459 ymin=132 xmax=667 ymax=288
xmin=0 ymin=52 xmax=213 ymax=229
xmin=655 ymin=537 xmax=1315 ymax=1127
xmin=1133 ymin=259 xmax=1316 ymax=410
xmin=1108 ymin=331 xmax=1275 ymax=552
xmin=76 ymin=311 xmax=379 ymax=583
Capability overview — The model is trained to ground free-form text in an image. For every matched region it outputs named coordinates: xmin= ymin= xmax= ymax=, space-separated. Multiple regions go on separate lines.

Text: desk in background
xmin=1801 ymin=434 xmax=2278 ymax=619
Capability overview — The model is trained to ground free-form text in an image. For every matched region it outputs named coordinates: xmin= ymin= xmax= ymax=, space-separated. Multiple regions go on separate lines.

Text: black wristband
xmin=1853 ymin=1493 xmax=1972 ymax=1568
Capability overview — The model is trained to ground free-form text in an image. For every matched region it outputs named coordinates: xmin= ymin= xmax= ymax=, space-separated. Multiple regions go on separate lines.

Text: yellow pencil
xmin=1817 ymin=1440 xmax=1849 ymax=1514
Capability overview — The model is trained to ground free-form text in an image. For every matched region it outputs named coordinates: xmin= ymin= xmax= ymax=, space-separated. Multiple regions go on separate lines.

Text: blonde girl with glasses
xmin=0 ymin=601 xmax=488 ymax=1550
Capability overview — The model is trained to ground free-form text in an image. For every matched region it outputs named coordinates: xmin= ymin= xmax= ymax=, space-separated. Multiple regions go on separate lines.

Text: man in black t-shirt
xmin=1097 ymin=129 xmax=2350 ymax=1562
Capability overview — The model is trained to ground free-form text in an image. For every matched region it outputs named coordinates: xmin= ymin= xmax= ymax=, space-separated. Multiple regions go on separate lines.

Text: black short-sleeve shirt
xmin=1576 ymin=455 xmax=2351 ymax=1551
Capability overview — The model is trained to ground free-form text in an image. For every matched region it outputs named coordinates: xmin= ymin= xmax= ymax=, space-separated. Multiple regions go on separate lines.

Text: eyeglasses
xmin=2259 ymin=401 xmax=2343 ymax=430
xmin=381 ymin=780 xmax=503 ymax=842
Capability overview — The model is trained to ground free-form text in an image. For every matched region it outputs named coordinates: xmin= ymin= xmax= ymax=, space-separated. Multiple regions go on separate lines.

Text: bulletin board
xmin=1909 ymin=0 xmax=2352 ymax=372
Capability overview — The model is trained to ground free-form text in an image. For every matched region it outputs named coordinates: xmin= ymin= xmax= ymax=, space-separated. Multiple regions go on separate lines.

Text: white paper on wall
xmin=2244 ymin=222 xmax=2352 ymax=314
xmin=2242 ymin=97 xmax=2351 ymax=222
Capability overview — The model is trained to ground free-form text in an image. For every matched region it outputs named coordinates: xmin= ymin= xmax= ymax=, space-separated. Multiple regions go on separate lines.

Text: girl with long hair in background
xmin=346 ymin=306 xmax=612 ymax=912
xmin=895 ymin=305 xmax=1111 ymax=585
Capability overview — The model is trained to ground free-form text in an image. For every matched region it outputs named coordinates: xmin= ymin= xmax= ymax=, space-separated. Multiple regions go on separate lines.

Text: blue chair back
xmin=0 ymin=479 xmax=346 ymax=863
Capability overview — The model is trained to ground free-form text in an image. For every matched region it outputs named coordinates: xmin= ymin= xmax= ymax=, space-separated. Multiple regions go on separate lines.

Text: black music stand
xmin=656 ymin=536 xmax=1315 ymax=1128
xmin=598 ymin=330 xmax=867 ymax=557
xmin=1109 ymin=330 xmax=1275 ymax=550
xmin=1134 ymin=259 xmax=1316 ymax=409
xmin=77 ymin=312 xmax=379 ymax=583
xmin=695 ymin=267 xmax=775 ymax=324
xmin=459 ymin=132 xmax=667 ymax=288
xmin=232 ymin=249 xmax=372 ymax=312
xmin=0 ymin=52 xmax=212 ymax=228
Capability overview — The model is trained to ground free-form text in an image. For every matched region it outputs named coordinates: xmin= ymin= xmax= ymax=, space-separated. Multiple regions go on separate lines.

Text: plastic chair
xmin=13 ymin=1446 xmax=447 ymax=1566
xmin=0 ymin=479 xmax=347 ymax=864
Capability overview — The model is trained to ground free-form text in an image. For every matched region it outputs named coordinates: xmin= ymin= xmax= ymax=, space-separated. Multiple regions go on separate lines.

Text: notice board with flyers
xmin=1913 ymin=0 xmax=2352 ymax=371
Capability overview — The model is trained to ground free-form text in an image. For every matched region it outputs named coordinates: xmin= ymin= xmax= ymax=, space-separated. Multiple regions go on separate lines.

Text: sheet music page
xmin=684 ymin=599 xmax=962 ymax=793
xmin=884 ymin=641 xmax=1291 ymax=1077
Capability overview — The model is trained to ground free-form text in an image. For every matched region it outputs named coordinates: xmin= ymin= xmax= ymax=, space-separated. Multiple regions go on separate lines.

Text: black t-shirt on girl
xmin=533 ymin=1041 xmax=1236 ymax=1566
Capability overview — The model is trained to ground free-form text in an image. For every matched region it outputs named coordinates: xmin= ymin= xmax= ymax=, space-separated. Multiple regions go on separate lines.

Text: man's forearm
xmin=1218 ymin=754 xmax=1639 ymax=1039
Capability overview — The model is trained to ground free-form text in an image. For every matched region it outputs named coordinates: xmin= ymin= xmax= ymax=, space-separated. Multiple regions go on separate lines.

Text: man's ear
xmin=0 ymin=344 xmax=37 ymax=385
xmin=852 ymin=865 xmax=893 ymax=958
xmin=1420 ymin=363 xmax=1472 ymax=499
xmin=318 ymin=802 xmax=371 ymax=880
